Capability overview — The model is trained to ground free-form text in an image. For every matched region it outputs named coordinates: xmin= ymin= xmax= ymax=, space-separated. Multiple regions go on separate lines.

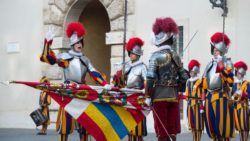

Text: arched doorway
xmin=43 ymin=0 xmax=135 ymax=84
xmin=79 ymin=0 xmax=111 ymax=84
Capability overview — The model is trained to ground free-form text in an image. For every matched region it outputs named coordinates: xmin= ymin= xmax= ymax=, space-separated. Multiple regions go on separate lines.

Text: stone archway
xmin=42 ymin=0 xmax=136 ymax=81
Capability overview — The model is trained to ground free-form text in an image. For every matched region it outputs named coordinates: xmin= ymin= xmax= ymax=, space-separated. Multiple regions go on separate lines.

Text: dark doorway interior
xmin=79 ymin=0 xmax=111 ymax=84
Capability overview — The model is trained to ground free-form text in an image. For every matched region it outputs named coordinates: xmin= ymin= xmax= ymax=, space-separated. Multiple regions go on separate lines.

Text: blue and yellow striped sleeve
xmin=222 ymin=66 xmax=234 ymax=86
xmin=88 ymin=62 xmax=108 ymax=86
xmin=247 ymin=82 xmax=250 ymax=99
xmin=40 ymin=39 xmax=57 ymax=65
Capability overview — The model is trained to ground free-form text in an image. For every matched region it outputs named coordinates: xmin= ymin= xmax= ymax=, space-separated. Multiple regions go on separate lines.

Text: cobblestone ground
xmin=0 ymin=128 xmax=240 ymax=141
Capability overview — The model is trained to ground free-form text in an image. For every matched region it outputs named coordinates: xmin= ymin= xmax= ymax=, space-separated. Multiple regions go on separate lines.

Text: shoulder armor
xmin=224 ymin=57 xmax=233 ymax=69
xmin=202 ymin=61 xmax=213 ymax=78
xmin=147 ymin=52 xmax=159 ymax=79
xmin=153 ymin=51 xmax=172 ymax=67
xmin=80 ymin=55 xmax=90 ymax=66
xmin=57 ymin=52 xmax=73 ymax=60
xmin=171 ymin=51 xmax=182 ymax=68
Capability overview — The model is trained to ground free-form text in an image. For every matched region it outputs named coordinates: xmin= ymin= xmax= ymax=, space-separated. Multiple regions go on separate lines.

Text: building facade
xmin=0 ymin=0 xmax=250 ymax=133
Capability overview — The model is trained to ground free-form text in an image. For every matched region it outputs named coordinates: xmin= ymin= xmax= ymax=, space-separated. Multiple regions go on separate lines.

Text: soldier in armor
xmin=146 ymin=17 xmax=189 ymax=141
xmin=37 ymin=76 xmax=51 ymax=135
xmin=112 ymin=37 xmax=147 ymax=141
xmin=185 ymin=60 xmax=204 ymax=141
xmin=126 ymin=37 xmax=147 ymax=141
xmin=202 ymin=32 xmax=235 ymax=141
xmin=40 ymin=22 xmax=111 ymax=141
xmin=232 ymin=61 xmax=250 ymax=141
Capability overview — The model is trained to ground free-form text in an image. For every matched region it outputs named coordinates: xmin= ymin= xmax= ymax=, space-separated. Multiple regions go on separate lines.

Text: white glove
xmin=200 ymin=101 xmax=205 ymax=113
xmin=45 ymin=30 xmax=54 ymax=41
xmin=104 ymin=84 xmax=112 ymax=91
xmin=235 ymin=90 xmax=242 ymax=96
xmin=200 ymin=109 xmax=204 ymax=113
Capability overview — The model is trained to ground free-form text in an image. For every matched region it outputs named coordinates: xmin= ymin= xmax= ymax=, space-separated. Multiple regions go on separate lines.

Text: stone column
xmin=104 ymin=0 xmax=136 ymax=77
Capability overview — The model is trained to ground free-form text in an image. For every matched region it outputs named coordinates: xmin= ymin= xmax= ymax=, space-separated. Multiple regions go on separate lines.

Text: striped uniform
xmin=203 ymin=59 xmax=235 ymax=140
xmin=123 ymin=61 xmax=148 ymax=141
xmin=41 ymin=38 xmax=108 ymax=141
xmin=185 ymin=78 xmax=204 ymax=133
xmin=39 ymin=91 xmax=51 ymax=126
xmin=56 ymin=107 xmax=74 ymax=134
xmin=232 ymin=80 xmax=250 ymax=141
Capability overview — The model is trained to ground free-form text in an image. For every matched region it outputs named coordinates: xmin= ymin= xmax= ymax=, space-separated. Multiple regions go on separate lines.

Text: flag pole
xmin=122 ymin=0 xmax=128 ymax=84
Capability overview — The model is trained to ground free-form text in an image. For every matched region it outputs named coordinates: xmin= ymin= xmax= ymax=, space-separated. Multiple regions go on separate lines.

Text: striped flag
xmin=49 ymin=92 xmax=149 ymax=141
xmin=10 ymin=81 xmax=150 ymax=141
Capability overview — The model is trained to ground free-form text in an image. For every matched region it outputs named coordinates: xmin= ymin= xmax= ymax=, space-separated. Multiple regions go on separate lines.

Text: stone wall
xmin=43 ymin=0 xmax=135 ymax=80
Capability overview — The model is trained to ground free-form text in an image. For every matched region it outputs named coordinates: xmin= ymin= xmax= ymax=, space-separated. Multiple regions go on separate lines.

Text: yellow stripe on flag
xmin=85 ymin=103 xmax=120 ymax=141
xmin=111 ymin=105 xmax=137 ymax=132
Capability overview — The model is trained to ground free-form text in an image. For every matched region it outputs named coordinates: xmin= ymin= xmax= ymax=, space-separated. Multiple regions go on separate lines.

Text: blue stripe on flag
xmin=93 ymin=103 xmax=129 ymax=139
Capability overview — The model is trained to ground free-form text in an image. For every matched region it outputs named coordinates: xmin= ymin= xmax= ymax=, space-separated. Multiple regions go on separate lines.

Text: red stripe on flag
xmin=48 ymin=92 xmax=72 ymax=108
xmin=77 ymin=85 xmax=99 ymax=101
xmin=77 ymin=113 xmax=107 ymax=141
xmin=127 ymin=93 xmax=145 ymax=110
xmin=126 ymin=109 xmax=144 ymax=123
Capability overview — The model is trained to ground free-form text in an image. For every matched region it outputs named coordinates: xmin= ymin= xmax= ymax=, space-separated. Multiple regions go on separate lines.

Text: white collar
xmin=129 ymin=60 xmax=143 ymax=67
xmin=189 ymin=76 xmax=199 ymax=82
xmin=212 ymin=55 xmax=223 ymax=63
xmin=234 ymin=77 xmax=245 ymax=83
xmin=69 ymin=50 xmax=83 ymax=57
xmin=156 ymin=45 xmax=172 ymax=52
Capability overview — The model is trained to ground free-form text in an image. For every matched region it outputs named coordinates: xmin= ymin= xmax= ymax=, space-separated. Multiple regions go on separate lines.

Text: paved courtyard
xmin=0 ymin=128 xmax=240 ymax=141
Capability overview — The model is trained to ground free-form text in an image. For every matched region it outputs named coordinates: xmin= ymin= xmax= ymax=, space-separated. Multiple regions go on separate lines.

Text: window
xmin=173 ymin=26 xmax=184 ymax=119
xmin=173 ymin=26 xmax=184 ymax=58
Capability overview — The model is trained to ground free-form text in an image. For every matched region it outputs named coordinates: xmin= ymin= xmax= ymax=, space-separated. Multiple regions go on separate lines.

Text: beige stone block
xmin=99 ymin=0 xmax=113 ymax=7
xmin=110 ymin=56 xmax=129 ymax=76
xmin=110 ymin=15 xmax=135 ymax=31
xmin=43 ymin=24 xmax=63 ymax=37
xmin=107 ymin=0 xmax=124 ymax=20
xmin=127 ymin=0 xmax=135 ymax=15
xmin=106 ymin=31 xmax=134 ymax=45
xmin=49 ymin=5 xmax=65 ymax=25
xmin=41 ymin=64 xmax=64 ymax=80
xmin=43 ymin=7 xmax=51 ymax=24
xmin=111 ymin=45 xmax=123 ymax=57
xmin=110 ymin=57 xmax=123 ymax=76
xmin=51 ymin=37 xmax=64 ymax=49
xmin=64 ymin=0 xmax=76 ymax=5
xmin=55 ymin=0 xmax=69 ymax=13
xmin=48 ymin=0 xmax=55 ymax=5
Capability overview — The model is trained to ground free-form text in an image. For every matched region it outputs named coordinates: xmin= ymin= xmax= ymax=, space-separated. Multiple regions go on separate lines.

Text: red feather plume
xmin=234 ymin=61 xmax=248 ymax=71
xmin=126 ymin=37 xmax=144 ymax=51
xmin=188 ymin=59 xmax=200 ymax=71
xmin=66 ymin=22 xmax=86 ymax=38
xmin=210 ymin=32 xmax=230 ymax=46
xmin=152 ymin=17 xmax=179 ymax=35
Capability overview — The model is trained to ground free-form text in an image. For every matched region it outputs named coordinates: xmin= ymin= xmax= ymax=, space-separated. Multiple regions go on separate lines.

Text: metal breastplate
xmin=204 ymin=61 xmax=223 ymax=91
xmin=208 ymin=73 xmax=222 ymax=91
xmin=64 ymin=57 xmax=87 ymax=83
xmin=125 ymin=63 xmax=146 ymax=89
xmin=156 ymin=52 xmax=179 ymax=84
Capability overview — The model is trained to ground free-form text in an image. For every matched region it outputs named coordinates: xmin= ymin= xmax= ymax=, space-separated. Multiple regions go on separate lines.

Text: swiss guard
xmin=37 ymin=76 xmax=51 ymax=135
xmin=232 ymin=61 xmax=250 ymax=141
xmin=112 ymin=37 xmax=147 ymax=141
xmin=185 ymin=59 xmax=204 ymax=141
xmin=40 ymin=21 xmax=111 ymax=141
xmin=126 ymin=37 xmax=147 ymax=141
xmin=146 ymin=17 xmax=189 ymax=141
xmin=202 ymin=32 xmax=235 ymax=141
